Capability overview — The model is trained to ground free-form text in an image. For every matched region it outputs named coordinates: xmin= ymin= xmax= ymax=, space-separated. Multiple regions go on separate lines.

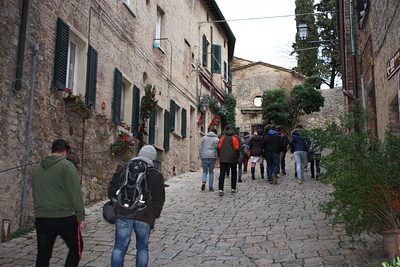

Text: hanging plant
xmin=138 ymin=83 xmax=158 ymax=148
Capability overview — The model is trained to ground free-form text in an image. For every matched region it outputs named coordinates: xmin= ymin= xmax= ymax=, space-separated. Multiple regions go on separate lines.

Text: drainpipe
xmin=337 ymin=0 xmax=349 ymax=97
xmin=12 ymin=0 xmax=30 ymax=93
xmin=19 ymin=43 xmax=39 ymax=228
xmin=348 ymin=0 xmax=359 ymax=100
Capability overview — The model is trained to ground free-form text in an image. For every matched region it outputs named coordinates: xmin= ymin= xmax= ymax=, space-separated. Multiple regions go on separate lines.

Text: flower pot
xmin=96 ymin=116 xmax=108 ymax=125
xmin=382 ymin=229 xmax=400 ymax=259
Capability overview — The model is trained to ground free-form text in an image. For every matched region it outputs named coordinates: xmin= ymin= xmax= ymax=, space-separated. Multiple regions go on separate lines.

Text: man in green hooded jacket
xmin=32 ymin=139 xmax=85 ymax=267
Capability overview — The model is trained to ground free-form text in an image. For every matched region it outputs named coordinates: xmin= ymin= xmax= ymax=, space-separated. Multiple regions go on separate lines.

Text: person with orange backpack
xmin=217 ymin=125 xmax=242 ymax=196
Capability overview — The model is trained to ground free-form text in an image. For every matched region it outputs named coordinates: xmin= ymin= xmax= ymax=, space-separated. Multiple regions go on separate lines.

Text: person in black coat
xmin=262 ymin=125 xmax=285 ymax=184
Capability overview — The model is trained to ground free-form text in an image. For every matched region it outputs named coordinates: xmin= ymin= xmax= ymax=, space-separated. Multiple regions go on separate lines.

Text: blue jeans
xmin=265 ymin=153 xmax=280 ymax=180
xmin=294 ymin=151 xmax=307 ymax=179
xmin=201 ymin=158 xmax=216 ymax=188
xmin=111 ymin=219 xmax=151 ymax=267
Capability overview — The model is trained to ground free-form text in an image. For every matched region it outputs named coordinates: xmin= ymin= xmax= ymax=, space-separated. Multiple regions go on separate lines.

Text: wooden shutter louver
xmin=211 ymin=44 xmax=221 ymax=74
xmin=181 ymin=108 xmax=187 ymax=138
xmin=53 ymin=18 xmax=69 ymax=91
xmin=164 ymin=110 xmax=170 ymax=151
xmin=131 ymin=86 xmax=140 ymax=136
xmin=112 ymin=68 xmax=122 ymax=124
xmin=148 ymin=108 xmax=156 ymax=145
xmin=85 ymin=45 xmax=98 ymax=108
xmin=170 ymin=99 xmax=176 ymax=132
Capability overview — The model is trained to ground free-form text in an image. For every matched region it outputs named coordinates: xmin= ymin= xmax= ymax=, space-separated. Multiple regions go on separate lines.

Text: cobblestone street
xmin=0 ymin=158 xmax=384 ymax=266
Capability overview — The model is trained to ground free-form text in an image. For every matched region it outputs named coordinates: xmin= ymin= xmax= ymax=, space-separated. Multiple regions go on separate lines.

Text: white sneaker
xmin=231 ymin=189 xmax=236 ymax=193
xmin=219 ymin=190 xmax=224 ymax=196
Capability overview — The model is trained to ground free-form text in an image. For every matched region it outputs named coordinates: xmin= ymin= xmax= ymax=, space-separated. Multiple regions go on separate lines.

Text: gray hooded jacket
xmin=199 ymin=131 xmax=219 ymax=159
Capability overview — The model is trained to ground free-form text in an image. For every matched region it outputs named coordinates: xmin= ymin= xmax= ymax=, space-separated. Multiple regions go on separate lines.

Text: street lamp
xmin=297 ymin=23 xmax=308 ymax=40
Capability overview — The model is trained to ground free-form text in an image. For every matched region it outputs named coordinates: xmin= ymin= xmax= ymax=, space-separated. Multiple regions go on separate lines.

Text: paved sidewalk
xmin=0 ymin=159 xmax=384 ymax=266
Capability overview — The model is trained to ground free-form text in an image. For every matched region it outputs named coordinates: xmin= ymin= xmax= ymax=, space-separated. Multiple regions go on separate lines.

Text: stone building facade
xmin=338 ymin=0 xmax=400 ymax=138
xmin=230 ymin=57 xmax=306 ymax=133
xmin=0 ymin=0 xmax=234 ymax=233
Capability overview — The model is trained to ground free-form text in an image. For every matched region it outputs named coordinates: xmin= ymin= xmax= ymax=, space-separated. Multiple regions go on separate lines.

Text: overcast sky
xmin=215 ymin=0 xmax=298 ymax=69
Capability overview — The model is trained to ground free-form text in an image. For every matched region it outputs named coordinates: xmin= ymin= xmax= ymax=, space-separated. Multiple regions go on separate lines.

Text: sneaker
xmin=201 ymin=184 xmax=205 ymax=191
xmin=268 ymin=180 xmax=273 ymax=184
xmin=219 ymin=190 xmax=224 ymax=196
xmin=209 ymin=188 xmax=214 ymax=192
xmin=238 ymin=179 xmax=243 ymax=183
xmin=231 ymin=189 xmax=236 ymax=193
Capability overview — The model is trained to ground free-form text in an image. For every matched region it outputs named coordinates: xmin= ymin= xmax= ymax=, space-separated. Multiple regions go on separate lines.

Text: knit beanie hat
xmin=138 ymin=145 xmax=157 ymax=161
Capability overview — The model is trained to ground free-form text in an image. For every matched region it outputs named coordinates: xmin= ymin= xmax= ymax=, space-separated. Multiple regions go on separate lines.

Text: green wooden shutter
xmin=131 ymin=86 xmax=140 ymax=136
xmin=181 ymin=108 xmax=187 ymax=138
xmin=211 ymin=44 xmax=221 ymax=74
xmin=202 ymin=35 xmax=208 ymax=67
xmin=223 ymin=61 xmax=227 ymax=81
xmin=148 ymin=108 xmax=156 ymax=145
xmin=228 ymin=68 xmax=233 ymax=93
xmin=164 ymin=110 xmax=170 ymax=151
xmin=112 ymin=68 xmax=122 ymax=124
xmin=53 ymin=18 xmax=69 ymax=91
xmin=169 ymin=99 xmax=176 ymax=132
xmin=85 ymin=45 xmax=98 ymax=109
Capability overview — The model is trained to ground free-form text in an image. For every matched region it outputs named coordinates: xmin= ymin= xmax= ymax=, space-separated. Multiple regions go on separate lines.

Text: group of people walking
xmin=199 ymin=124 xmax=322 ymax=192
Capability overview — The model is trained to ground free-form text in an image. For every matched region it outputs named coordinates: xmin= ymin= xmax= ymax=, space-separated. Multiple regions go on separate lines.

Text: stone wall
xmin=299 ymin=88 xmax=345 ymax=129
xmin=0 ymin=0 xmax=232 ymax=234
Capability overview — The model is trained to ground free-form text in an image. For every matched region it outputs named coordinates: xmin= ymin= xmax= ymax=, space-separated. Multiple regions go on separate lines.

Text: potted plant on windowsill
xmin=95 ymin=114 xmax=108 ymax=125
xmin=307 ymin=111 xmax=400 ymax=260
xmin=63 ymin=91 xmax=92 ymax=119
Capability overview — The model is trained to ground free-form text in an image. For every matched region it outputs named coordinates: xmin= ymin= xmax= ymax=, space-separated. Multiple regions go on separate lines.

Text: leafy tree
xmin=293 ymin=0 xmax=340 ymax=88
xmin=262 ymin=76 xmax=324 ymax=130
xmin=315 ymin=0 xmax=340 ymax=88
xmin=292 ymin=0 xmax=319 ymax=77
xmin=221 ymin=92 xmax=236 ymax=128
xmin=261 ymin=89 xmax=292 ymax=128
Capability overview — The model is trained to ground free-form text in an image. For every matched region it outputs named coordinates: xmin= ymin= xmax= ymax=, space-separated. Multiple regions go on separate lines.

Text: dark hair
xmin=257 ymin=130 xmax=263 ymax=136
xmin=211 ymin=128 xmax=217 ymax=134
xmin=244 ymin=131 xmax=250 ymax=136
xmin=51 ymin=139 xmax=71 ymax=153
xmin=224 ymin=125 xmax=231 ymax=131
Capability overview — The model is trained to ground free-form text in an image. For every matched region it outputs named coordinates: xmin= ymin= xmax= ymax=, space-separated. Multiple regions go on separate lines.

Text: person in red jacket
xmin=217 ymin=125 xmax=241 ymax=196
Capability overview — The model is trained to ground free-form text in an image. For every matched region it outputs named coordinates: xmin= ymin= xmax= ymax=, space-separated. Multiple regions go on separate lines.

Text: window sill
xmin=172 ymin=131 xmax=182 ymax=139
xmin=153 ymin=144 xmax=164 ymax=152
xmin=123 ymin=2 xmax=136 ymax=18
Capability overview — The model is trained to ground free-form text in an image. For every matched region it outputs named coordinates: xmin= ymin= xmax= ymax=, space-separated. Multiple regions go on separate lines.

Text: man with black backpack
xmin=108 ymin=145 xmax=165 ymax=267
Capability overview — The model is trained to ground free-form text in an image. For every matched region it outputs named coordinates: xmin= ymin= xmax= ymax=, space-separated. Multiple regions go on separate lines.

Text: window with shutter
xmin=53 ymin=18 xmax=70 ymax=91
xmin=131 ymin=86 xmax=140 ymax=136
xmin=164 ymin=110 xmax=170 ymax=151
xmin=211 ymin=44 xmax=221 ymax=74
xmin=112 ymin=68 xmax=122 ymax=124
xmin=170 ymin=99 xmax=176 ymax=132
xmin=181 ymin=108 xmax=187 ymax=138
xmin=85 ymin=45 xmax=98 ymax=109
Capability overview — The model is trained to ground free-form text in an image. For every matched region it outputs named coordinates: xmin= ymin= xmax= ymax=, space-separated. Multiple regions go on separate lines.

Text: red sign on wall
xmin=387 ymin=49 xmax=400 ymax=80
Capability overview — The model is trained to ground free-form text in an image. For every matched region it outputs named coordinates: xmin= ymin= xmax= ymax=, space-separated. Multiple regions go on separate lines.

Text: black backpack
xmin=116 ymin=159 xmax=152 ymax=211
